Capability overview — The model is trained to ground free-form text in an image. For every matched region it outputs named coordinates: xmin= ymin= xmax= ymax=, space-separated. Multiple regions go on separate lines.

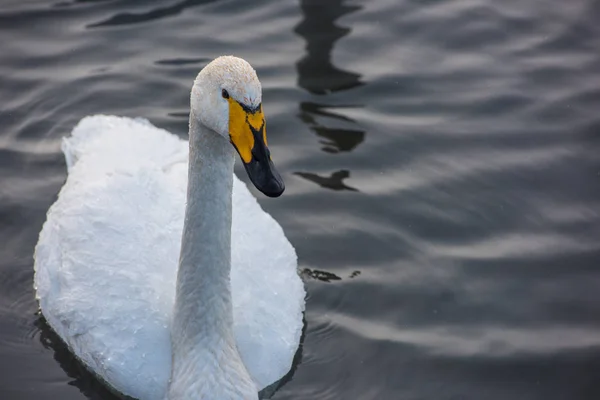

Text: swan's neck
xmin=175 ymin=115 xmax=235 ymax=341
xmin=168 ymin=113 xmax=257 ymax=399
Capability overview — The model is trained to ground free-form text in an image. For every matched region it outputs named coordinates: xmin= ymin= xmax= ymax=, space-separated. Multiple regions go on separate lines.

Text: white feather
xmin=34 ymin=109 xmax=304 ymax=399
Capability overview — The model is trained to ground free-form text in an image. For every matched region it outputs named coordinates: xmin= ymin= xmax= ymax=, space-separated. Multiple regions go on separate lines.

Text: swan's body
xmin=34 ymin=57 xmax=305 ymax=400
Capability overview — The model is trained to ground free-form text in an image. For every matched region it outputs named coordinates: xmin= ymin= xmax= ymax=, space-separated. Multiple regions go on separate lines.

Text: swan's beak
xmin=228 ymin=100 xmax=285 ymax=198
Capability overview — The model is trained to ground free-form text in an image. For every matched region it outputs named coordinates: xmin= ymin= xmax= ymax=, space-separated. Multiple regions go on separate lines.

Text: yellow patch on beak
xmin=228 ymin=98 xmax=266 ymax=163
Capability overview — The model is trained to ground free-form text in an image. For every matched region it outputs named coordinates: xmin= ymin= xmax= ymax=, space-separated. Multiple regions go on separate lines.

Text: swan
xmin=33 ymin=56 xmax=305 ymax=400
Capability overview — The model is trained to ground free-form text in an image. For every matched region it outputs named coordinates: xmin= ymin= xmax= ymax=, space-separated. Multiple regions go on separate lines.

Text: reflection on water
xmin=301 ymin=268 xmax=342 ymax=282
xmin=301 ymin=268 xmax=362 ymax=282
xmin=294 ymin=0 xmax=363 ymax=94
xmin=154 ymin=57 xmax=209 ymax=66
xmin=294 ymin=170 xmax=358 ymax=191
xmin=294 ymin=0 xmax=366 ymax=191
xmin=298 ymin=102 xmax=365 ymax=153
xmin=311 ymin=125 xmax=364 ymax=154
xmin=259 ymin=318 xmax=307 ymax=400
xmin=35 ymin=317 xmax=123 ymax=400
xmin=54 ymin=0 xmax=115 ymax=8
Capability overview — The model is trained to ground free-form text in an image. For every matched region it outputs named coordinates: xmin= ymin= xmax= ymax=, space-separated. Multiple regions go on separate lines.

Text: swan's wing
xmin=231 ymin=176 xmax=305 ymax=390
xmin=34 ymin=115 xmax=305 ymax=399
xmin=35 ymin=115 xmax=186 ymax=399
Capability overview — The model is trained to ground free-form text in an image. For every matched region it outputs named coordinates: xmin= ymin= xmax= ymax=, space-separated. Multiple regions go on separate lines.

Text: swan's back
xmin=34 ymin=115 xmax=305 ymax=400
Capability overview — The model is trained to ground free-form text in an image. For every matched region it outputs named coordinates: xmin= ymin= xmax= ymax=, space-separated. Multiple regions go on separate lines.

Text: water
xmin=1 ymin=0 xmax=600 ymax=399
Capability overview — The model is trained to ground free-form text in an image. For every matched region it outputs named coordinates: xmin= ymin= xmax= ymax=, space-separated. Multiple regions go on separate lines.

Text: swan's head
xmin=191 ymin=55 xmax=284 ymax=197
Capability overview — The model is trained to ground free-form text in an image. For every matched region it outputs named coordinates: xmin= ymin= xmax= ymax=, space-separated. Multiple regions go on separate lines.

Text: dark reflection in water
xmin=298 ymin=102 xmax=365 ymax=153
xmin=54 ymin=0 xmax=115 ymax=7
xmin=294 ymin=170 xmax=358 ymax=192
xmin=301 ymin=268 xmax=341 ymax=283
xmin=301 ymin=268 xmax=362 ymax=282
xmin=294 ymin=0 xmax=363 ymax=94
xmin=259 ymin=318 xmax=307 ymax=399
xmin=154 ymin=57 xmax=209 ymax=66
xmin=312 ymin=125 xmax=364 ymax=154
xmin=298 ymin=101 xmax=358 ymax=123
xmin=294 ymin=0 xmax=366 ymax=192
xmin=34 ymin=317 xmax=124 ymax=400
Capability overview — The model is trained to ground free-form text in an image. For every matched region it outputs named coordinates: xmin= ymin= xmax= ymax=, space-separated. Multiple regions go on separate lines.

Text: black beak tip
xmin=243 ymin=158 xmax=286 ymax=198
xmin=260 ymin=178 xmax=285 ymax=198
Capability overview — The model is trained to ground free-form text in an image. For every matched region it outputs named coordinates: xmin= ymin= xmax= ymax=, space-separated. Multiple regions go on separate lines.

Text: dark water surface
xmin=2 ymin=0 xmax=600 ymax=399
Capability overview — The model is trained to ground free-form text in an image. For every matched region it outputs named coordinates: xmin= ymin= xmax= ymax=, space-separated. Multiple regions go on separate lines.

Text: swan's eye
xmin=221 ymin=89 xmax=229 ymax=99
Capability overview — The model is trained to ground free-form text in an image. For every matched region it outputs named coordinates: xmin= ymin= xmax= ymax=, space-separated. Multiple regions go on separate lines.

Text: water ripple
xmin=1 ymin=0 xmax=600 ymax=399
xmin=88 ymin=0 xmax=219 ymax=27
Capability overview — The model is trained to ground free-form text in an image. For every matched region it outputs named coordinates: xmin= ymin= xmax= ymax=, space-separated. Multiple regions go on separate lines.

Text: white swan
xmin=34 ymin=56 xmax=305 ymax=400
